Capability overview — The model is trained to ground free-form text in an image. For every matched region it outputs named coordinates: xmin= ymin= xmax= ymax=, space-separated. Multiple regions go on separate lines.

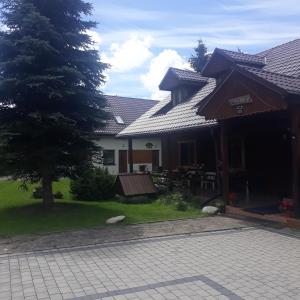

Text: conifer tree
xmin=0 ymin=0 xmax=109 ymax=207
xmin=189 ymin=39 xmax=209 ymax=73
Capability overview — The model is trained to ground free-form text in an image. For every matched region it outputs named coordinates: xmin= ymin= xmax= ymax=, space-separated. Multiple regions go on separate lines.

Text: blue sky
xmin=89 ymin=0 xmax=300 ymax=100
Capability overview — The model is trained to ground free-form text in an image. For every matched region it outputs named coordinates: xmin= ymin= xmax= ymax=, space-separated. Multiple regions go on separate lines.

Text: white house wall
xmin=96 ymin=137 xmax=162 ymax=175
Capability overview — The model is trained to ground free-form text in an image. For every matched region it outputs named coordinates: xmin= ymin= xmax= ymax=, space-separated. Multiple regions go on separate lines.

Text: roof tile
xmin=218 ymin=49 xmax=266 ymax=66
xmin=257 ymin=39 xmax=300 ymax=77
xmin=118 ymin=79 xmax=217 ymax=137
xmin=240 ymin=66 xmax=300 ymax=95
xmin=96 ymin=95 xmax=158 ymax=135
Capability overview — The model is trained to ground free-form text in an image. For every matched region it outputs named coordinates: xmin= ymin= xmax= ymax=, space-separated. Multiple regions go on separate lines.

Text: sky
xmin=88 ymin=0 xmax=300 ymax=100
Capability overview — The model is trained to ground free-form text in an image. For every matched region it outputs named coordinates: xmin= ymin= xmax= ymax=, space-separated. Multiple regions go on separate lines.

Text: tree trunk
xmin=42 ymin=174 xmax=54 ymax=208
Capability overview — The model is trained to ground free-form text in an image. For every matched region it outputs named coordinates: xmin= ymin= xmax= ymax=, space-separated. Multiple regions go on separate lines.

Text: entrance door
xmin=152 ymin=150 xmax=159 ymax=172
xmin=119 ymin=150 xmax=128 ymax=173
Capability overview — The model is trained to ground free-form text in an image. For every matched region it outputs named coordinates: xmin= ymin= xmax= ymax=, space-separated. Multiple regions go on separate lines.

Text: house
xmin=95 ymin=95 xmax=161 ymax=175
xmin=119 ymin=39 xmax=300 ymax=216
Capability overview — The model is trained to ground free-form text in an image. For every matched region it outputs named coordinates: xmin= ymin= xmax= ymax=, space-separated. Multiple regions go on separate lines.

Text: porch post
xmin=211 ymin=128 xmax=221 ymax=192
xmin=220 ymin=121 xmax=229 ymax=203
xmin=128 ymin=137 xmax=133 ymax=173
xmin=291 ymin=109 xmax=300 ymax=217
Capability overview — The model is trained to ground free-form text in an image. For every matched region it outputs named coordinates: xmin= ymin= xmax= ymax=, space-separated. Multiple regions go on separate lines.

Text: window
xmin=171 ymin=89 xmax=181 ymax=106
xmin=103 ymin=150 xmax=115 ymax=165
xmin=171 ymin=87 xmax=199 ymax=106
xmin=178 ymin=141 xmax=196 ymax=166
xmin=114 ymin=116 xmax=125 ymax=124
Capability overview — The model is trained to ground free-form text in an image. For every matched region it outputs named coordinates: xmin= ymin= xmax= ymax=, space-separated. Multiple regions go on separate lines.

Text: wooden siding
xmin=161 ymin=128 xmax=216 ymax=171
xmin=202 ymin=71 xmax=287 ymax=120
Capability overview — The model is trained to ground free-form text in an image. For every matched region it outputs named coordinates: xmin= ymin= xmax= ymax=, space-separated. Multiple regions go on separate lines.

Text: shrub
xmin=33 ymin=187 xmax=64 ymax=200
xmin=70 ymin=168 xmax=116 ymax=201
xmin=32 ymin=186 xmax=43 ymax=199
xmin=159 ymin=192 xmax=181 ymax=205
xmin=54 ymin=191 xmax=64 ymax=199
xmin=176 ymin=200 xmax=188 ymax=211
xmin=159 ymin=192 xmax=190 ymax=211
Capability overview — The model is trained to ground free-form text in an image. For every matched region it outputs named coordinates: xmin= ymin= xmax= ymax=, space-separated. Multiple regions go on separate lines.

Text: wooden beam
xmin=211 ymin=128 xmax=221 ymax=192
xmin=161 ymin=134 xmax=169 ymax=170
xmin=167 ymin=135 xmax=172 ymax=170
xmin=128 ymin=137 xmax=133 ymax=174
xmin=291 ymin=109 xmax=300 ymax=217
xmin=220 ymin=121 xmax=229 ymax=203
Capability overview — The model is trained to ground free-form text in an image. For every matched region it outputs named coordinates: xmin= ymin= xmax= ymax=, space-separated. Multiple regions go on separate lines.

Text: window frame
xmin=177 ymin=140 xmax=197 ymax=167
xmin=114 ymin=115 xmax=125 ymax=125
xmin=102 ymin=149 xmax=115 ymax=166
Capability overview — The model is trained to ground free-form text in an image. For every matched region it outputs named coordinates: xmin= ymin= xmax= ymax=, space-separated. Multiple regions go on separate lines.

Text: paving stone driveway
xmin=0 ymin=226 xmax=299 ymax=300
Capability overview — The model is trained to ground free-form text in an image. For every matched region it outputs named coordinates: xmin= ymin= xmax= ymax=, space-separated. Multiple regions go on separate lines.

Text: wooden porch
xmin=198 ymin=62 xmax=300 ymax=218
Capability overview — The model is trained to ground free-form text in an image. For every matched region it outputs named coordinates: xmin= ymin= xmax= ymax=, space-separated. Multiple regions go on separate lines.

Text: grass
xmin=0 ymin=179 xmax=205 ymax=236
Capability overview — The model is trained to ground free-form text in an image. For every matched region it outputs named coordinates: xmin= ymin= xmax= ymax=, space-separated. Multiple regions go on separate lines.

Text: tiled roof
xmin=96 ymin=95 xmax=158 ymax=135
xmin=118 ymin=79 xmax=217 ymax=137
xmin=217 ymin=48 xmax=266 ymax=66
xmin=170 ymin=68 xmax=208 ymax=82
xmin=159 ymin=67 xmax=208 ymax=90
xmin=257 ymin=39 xmax=300 ymax=77
xmin=119 ymin=38 xmax=300 ymax=137
xmin=239 ymin=66 xmax=300 ymax=95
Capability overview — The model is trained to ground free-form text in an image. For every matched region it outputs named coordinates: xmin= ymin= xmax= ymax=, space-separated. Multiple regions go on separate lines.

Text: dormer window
xmin=171 ymin=88 xmax=186 ymax=106
xmin=171 ymin=86 xmax=198 ymax=106
xmin=115 ymin=116 xmax=125 ymax=124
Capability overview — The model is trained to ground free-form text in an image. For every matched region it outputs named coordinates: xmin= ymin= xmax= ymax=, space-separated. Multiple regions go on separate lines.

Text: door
xmin=119 ymin=150 xmax=128 ymax=173
xmin=152 ymin=150 xmax=160 ymax=172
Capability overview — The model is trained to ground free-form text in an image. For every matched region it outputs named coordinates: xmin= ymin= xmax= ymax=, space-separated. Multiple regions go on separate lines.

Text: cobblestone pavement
xmin=0 ymin=226 xmax=299 ymax=300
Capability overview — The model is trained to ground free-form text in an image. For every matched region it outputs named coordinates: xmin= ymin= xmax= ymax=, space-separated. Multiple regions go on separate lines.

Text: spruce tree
xmin=189 ymin=39 xmax=209 ymax=73
xmin=0 ymin=0 xmax=109 ymax=207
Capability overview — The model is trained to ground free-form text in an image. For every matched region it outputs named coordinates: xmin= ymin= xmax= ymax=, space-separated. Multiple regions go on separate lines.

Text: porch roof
xmin=240 ymin=66 xmax=300 ymax=96
xmin=219 ymin=49 xmax=266 ymax=66
xmin=202 ymin=39 xmax=300 ymax=78
xmin=198 ymin=65 xmax=300 ymax=118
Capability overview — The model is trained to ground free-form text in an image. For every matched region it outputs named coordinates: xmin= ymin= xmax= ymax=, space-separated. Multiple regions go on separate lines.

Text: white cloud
xmin=102 ymin=35 xmax=153 ymax=72
xmin=88 ymin=30 xmax=102 ymax=49
xmin=141 ymin=50 xmax=191 ymax=100
xmin=222 ymin=0 xmax=300 ymax=15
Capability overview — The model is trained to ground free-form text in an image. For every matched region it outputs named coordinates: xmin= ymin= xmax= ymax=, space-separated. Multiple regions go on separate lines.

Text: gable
xmin=200 ymin=71 xmax=287 ymax=120
xmin=202 ymin=49 xmax=265 ymax=78
xmin=202 ymin=52 xmax=234 ymax=77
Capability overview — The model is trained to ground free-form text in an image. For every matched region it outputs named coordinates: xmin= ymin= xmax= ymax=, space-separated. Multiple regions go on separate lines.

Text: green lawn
xmin=0 ymin=179 xmax=205 ymax=236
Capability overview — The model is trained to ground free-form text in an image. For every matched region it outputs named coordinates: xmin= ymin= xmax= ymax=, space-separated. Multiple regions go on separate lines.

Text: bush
xmin=32 ymin=186 xmax=43 ymax=199
xmin=159 ymin=192 xmax=190 ymax=211
xmin=33 ymin=187 xmax=64 ymax=200
xmin=176 ymin=200 xmax=188 ymax=211
xmin=54 ymin=191 xmax=64 ymax=199
xmin=159 ymin=192 xmax=182 ymax=205
xmin=70 ymin=168 xmax=116 ymax=201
